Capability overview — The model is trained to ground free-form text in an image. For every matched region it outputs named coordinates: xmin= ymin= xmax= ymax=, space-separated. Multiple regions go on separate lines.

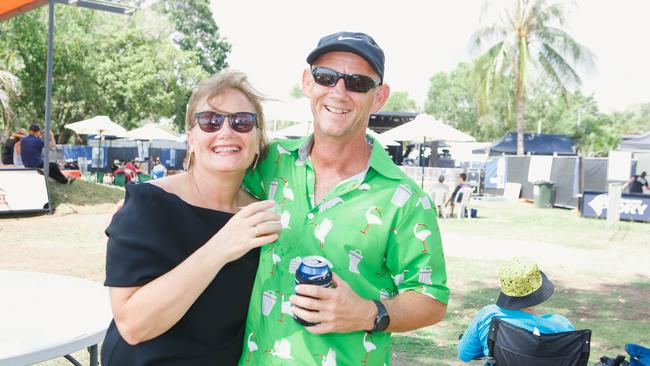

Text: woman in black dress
xmin=101 ymin=71 xmax=281 ymax=366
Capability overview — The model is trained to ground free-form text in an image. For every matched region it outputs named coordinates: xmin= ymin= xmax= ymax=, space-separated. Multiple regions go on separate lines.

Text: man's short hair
xmin=28 ymin=124 xmax=41 ymax=132
xmin=460 ymin=173 xmax=467 ymax=181
xmin=438 ymin=175 xmax=445 ymax=183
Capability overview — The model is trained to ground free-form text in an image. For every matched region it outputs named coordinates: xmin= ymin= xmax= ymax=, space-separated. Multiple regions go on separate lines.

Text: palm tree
xmin=0 ymin=66 xmax=21 ymax=134
xmin=469 ymin=0 xmax=594 ymax=155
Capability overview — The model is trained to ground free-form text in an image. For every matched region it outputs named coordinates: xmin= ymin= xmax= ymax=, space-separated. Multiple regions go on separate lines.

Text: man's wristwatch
xmin=369 ymin=300 xmax=390 ymax=332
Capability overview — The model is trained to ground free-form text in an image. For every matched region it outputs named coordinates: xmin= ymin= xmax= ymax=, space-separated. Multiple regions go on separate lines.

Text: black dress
xmin=101 ymin=183 xmax=260 ymax=366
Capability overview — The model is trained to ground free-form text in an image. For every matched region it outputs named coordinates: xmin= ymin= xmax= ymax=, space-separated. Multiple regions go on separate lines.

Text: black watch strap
xmin=370 ymin=300 xmax=390 ymax=332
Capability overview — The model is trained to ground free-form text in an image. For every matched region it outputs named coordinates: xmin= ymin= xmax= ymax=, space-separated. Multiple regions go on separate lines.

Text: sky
xmin=210 ymin=0 xmax=650 ymax=113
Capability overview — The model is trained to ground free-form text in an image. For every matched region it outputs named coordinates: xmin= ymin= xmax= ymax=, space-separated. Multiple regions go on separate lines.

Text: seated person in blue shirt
xmin=457 ymin=257 xmax=573 ymax=362
xmin=21 ymin=124 xmax=73 ymax=184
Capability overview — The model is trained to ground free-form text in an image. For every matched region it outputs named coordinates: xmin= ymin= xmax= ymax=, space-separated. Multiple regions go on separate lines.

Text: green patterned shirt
xmin=238 ymin=135 xmax=449 ymax=366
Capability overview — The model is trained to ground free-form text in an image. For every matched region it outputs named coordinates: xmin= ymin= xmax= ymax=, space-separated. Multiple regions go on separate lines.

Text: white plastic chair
xmin=429 ymin=189 xmax=448 ymax=218
xmin=456 ymin=187 xmax=474 ymax=219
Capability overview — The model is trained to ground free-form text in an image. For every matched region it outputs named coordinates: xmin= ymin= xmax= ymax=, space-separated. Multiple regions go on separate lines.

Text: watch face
xmin=376 ymin=313 xmax=390 ymax=331
xmin=373 ymin=300 xmax=390 ymax=332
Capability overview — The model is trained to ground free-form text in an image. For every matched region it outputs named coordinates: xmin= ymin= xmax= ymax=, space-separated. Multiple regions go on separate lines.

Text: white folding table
xmin=0 ymin=271 xmax=112 ymax=366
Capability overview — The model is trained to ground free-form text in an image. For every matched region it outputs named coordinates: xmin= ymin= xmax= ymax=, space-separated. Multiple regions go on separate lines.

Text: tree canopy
xmin=158 ymin=0 xmax=231 ymax=75
xmin=423 ymin=60 xmax=637 ymax=156
xmin=0 ymin=2 xmax=225 ymax=139
xmin=381 ymin=91 xmax=418 ymax=113
xmin=0 ymin=59 xmax=21 ymax=133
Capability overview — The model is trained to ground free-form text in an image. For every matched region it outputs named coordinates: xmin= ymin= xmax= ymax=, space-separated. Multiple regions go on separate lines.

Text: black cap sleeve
xmin=104 ymin=184 xmax=175 ymax=287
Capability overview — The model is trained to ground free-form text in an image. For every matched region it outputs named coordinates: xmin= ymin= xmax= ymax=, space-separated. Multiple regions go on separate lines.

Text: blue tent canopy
xmin=486 ymin=132 xmax=575 ymax=156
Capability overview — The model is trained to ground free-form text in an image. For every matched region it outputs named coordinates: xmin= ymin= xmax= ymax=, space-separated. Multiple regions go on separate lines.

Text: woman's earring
xmin=186 ymin=151 xmax=194 ymax=170
xmin=251 ymin=153 xmax=260 ymax=171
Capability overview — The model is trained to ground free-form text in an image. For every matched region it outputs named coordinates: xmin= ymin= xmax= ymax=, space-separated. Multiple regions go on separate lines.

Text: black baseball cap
xmin=306 ymin=31 xmax=385 ymax=83
xmin=29 ymin=124 xmax=41 ymax=132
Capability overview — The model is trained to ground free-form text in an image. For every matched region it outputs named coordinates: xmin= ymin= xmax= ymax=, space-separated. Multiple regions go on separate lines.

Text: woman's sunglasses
xmin=194 ymin=111 xmax=258 ymax=133
xmin=311 ymin=66 xmax=379 ymax=93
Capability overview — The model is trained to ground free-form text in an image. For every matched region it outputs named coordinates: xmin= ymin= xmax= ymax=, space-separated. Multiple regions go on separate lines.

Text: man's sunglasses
xmin=311 ymin=66 xmax=379 ymax=93
xmin=194 ymin=111 xmax=258 ymax=133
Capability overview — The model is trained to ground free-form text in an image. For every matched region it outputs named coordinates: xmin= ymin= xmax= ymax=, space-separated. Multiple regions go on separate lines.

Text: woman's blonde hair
xmin=185 ymin=70 xmax=268 ymax=170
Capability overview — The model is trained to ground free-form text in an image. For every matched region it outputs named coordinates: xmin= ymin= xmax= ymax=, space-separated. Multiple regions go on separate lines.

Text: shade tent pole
xmin=97 ymin=131 xmax=103 ymax=182
xmin=43 ymin=0 xmax=55 ymax=214
xmin=420 ymin=137 xmax=426 ymax=189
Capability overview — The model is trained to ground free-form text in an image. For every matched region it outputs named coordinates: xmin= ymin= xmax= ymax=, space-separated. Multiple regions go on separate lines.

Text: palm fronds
xmin=468 ymin=0 xmax=594 ymax=154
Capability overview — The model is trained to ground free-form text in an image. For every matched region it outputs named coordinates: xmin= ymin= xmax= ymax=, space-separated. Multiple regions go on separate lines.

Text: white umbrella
xmin=126 ymin=124 xmax=183 ymax=142
xmin=379 ymin=113 xmax=475 ymax=143
xmin=379 ymin=114 xmax=475 ymax=188
xmin=366 ymin=128 xmax=399 ymax=147
xmin=64 ymin=115 xmax=126 ymax=137
xmin=65 ymin=116 xmax=126 ymax=181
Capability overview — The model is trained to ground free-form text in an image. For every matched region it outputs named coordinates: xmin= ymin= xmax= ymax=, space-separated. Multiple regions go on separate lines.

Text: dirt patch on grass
xmin=0 ymin=203 xmax=115 ymax=282
xmin=442 ymin=232 xmax=650 ymax=290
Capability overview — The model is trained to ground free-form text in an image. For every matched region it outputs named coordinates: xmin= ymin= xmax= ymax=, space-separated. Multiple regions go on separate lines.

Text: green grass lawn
xmin=48 ymin=178 xmax=124 ymax=208
xmin=394 ymin=276 xmax=650 ymax=365
xmin=390 ymin=200 xmax=650 ymax=366
xmin=441 ymin=199 xmax=650 ymax=250
xmin=10 ymin=188 xmax=649 ymax=366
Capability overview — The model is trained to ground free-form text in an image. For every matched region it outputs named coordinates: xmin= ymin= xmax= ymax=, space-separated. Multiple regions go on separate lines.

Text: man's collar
xmin=366 ymin=134 xmax=403 ymax=180
xmin=276 ymin=134 xmax=402 ymax=180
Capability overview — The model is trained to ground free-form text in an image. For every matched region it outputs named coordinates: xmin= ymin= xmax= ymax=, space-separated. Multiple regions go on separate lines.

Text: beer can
xmin=293 ymin=255 xmax=332 ymax=326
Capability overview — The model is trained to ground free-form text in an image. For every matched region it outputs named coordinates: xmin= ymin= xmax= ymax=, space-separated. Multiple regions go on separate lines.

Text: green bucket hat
xmin=496 ymin=257 xmax=555 ymax=310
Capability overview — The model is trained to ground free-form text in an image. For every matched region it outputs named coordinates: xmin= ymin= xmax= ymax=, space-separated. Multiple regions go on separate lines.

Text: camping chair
xmin=429 ymin=188 xmax=448 ymax=218
xmin=456 ymin=187 xmax=474 ymax=219
xmin=113 ymin=173 xmax=126 ymax=187
xmin=484 ymin=317 xmax=591 ymax=366
xmin=138 ymin=172 xmax=152 ymax=183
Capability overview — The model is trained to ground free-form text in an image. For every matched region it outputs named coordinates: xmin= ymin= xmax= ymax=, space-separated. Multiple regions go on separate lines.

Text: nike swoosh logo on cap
xmin=337 ymin=35 xmax=363 ymax=41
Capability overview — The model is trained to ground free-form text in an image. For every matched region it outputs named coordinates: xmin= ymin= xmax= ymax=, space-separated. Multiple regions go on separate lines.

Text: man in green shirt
xmin=239 ymin=31 xmax=449 ymax=365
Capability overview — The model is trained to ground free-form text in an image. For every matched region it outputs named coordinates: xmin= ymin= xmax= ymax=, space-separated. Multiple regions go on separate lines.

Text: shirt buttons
xmin=307 ymin=213 xmax=314 ymax=219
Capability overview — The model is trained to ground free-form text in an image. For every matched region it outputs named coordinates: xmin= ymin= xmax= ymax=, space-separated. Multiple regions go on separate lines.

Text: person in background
xmin=627 ymin=171 xmax=649 ymax=194
xmin=446 ymin=172 xmax=469 ymax=216
xmin=112 ymin=160 xmax=136 ymax=184
xmin=1 ymin=128 xmax=26 ymax=165
xmin=64 ymin=158 xmax=79 ymax=170
xmin=429 ymin=174 xmax=449 ymax=218
xmin=133 ymin=158 xmax=145 ymax=173
xmin=110 ymin=159 xmax=120 ymax=173
xmin=125 ymin=160 xmax=138 ymax=183
xmin=457 ymin=257 xmax=573 ymax=362
xmin=20 ymin=124 xmax=73 ymax=184
xmin=12 ymin=131 xmax=26 ymax=167
xmin=101 ymin=70 xmax=281 ymax=366
xmin=151 ymin=156 xmax=168 ymax=179
xmin=112 ymin=161 xmax=128 ymax=183
xmin=141 ymin=157 xmax=151 ymax=175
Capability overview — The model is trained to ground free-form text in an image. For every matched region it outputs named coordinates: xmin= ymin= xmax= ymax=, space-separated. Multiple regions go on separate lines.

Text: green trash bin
xmin=533 ymin=181 xmax=554 ymax=208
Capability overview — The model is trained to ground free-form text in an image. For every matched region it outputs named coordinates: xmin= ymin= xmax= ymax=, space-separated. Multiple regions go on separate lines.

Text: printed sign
xmin=581 ymin=191 xmax=650 ymax=222
xmin=0 ymin=169 xmax=49 ymax=214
